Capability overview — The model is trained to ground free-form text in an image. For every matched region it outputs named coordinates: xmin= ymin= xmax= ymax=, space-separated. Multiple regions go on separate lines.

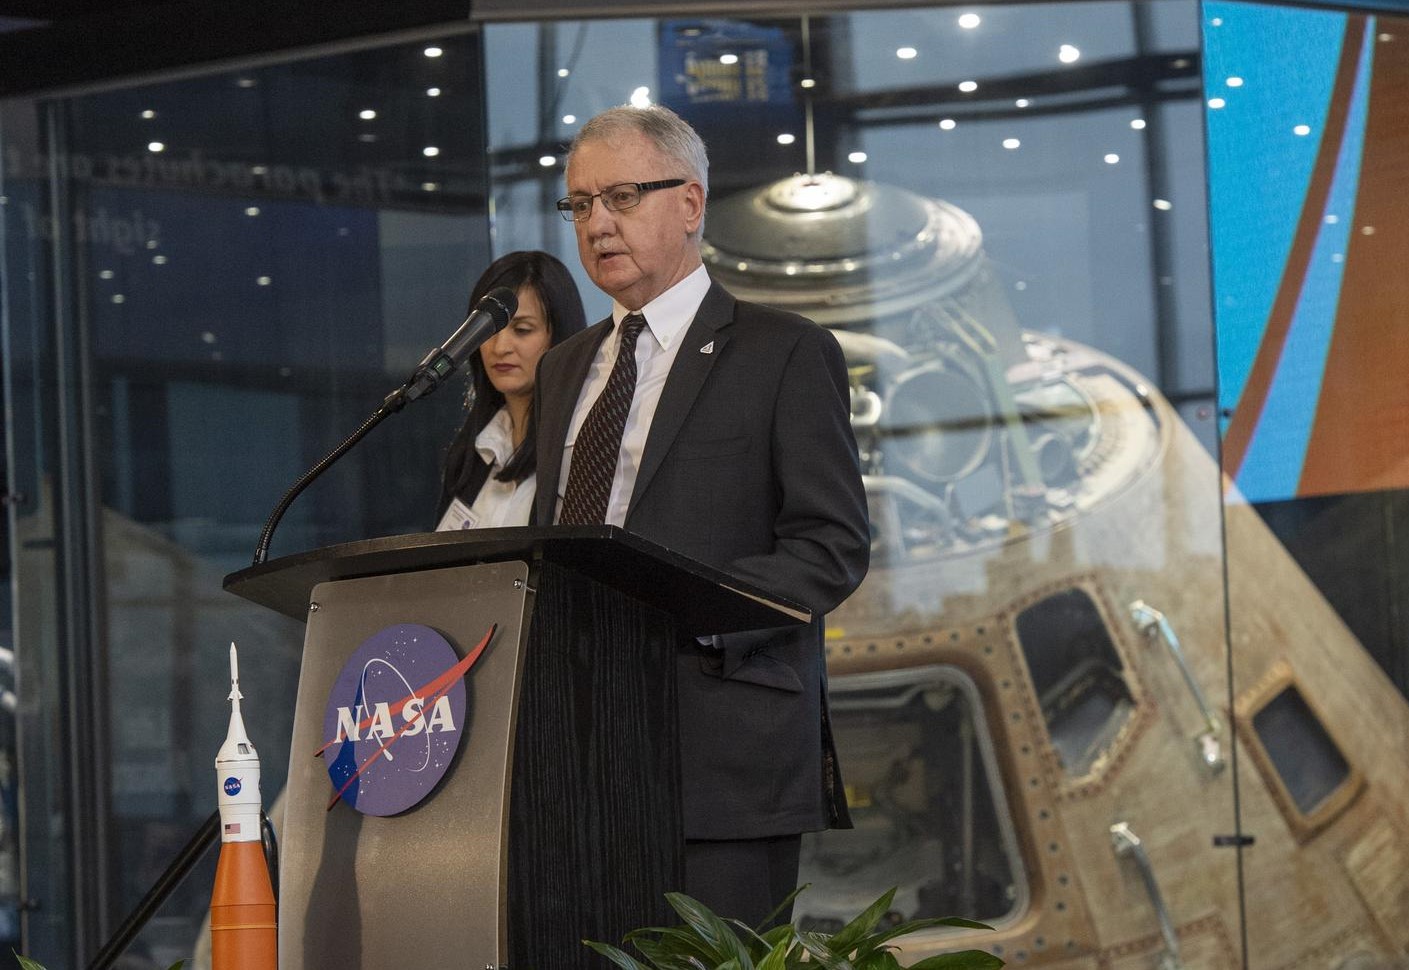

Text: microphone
xmin=400 ymin=286 xmax=518 ymax=404
xmin=251 ymin=284 xmax=519 ymax=565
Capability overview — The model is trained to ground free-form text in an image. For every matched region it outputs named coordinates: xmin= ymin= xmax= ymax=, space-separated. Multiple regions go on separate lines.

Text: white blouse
xmin=436 ymin=407 xmax=535 ymax=531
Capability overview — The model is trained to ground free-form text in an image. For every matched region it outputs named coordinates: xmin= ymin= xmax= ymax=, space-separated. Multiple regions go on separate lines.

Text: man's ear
xmin=682 ymin=180 xmax=706 ymax=234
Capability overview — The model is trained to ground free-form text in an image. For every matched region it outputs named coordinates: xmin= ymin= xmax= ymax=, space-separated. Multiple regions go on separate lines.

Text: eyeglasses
xmin=556 ymin=179 xmax=686 ymax=222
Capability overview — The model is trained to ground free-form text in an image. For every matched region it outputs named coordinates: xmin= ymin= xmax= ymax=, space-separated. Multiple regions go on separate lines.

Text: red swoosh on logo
xmin=317 ymin=623 xmax=496 ymax=810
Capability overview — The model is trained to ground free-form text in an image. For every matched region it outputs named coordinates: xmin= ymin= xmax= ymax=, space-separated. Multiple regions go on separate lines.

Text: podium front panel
xmin=277 ymin=560 xmax=531 ymax=970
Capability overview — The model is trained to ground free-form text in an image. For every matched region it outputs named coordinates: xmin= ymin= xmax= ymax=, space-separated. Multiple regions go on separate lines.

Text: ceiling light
xmin=153 ymin=255 xmax=167 ymax=265
xmin=848 ymin=151 xmax=867 ymax=163
xmin=1104 ymin=153 xmax=1120 ymax=164
xmin=1003 ymin=137 xmax=1021 ymax=149
xmin=359 ymin=109 xmax=377 ymax=120
xmin=140 ymin=109 xmax=156 ymax=119
xmin=1153 ymin=199 xmax=1173 ymax=210
xmin=112 ymin=294 xmax=125 ymax=304
xmin=1293 ymin=124 xmax=1311 ymax=136
xmin=630 ymin=86 xmax=651 ymax=108
xmin=538 ymin=155 xmax=556 ymax=167
xmin=1131 ymin=118 xmax=1147 ymax=130
xmin=719 ymin=53 xmax=739 ymax=65
xmin=777 ymin=133 xmax=796 ymax=145
xmin=423 ymin=146 xmax=440 ymax=157
xmin=1211 ymin=16 xmax=1224 ymax=26
xmin=1207 ymin=97 xmax=1226 ymax=109
xmin=236 ymin=78 xmax=256 ymax=88
xmin=424 ymin=46 xmax=443 ymax=58
xmin=147 ymin=141 xmax=165 ymax=152
xmin=1226 ymin=76 xmax=1244 ymax=87
xmin=800 ymin=78 xmax=816 ymax=89
xmin=958 ymin=12 xmax=981 ymax=28
xmin=245 ymin=206 xmax=260 ymax=216
xmin=422 ymin=182 xmax=440 ymax=191
xmin=562 ymin=114 xmax=577 ymax=124
xmin=257 ymin=276 xmax=272 ymax=286
xmin=958 ymin=80 xmax=978 ymax=93
xmin=1015 ymin=98 xmax=1030 ymax=107
xmin=202 ymin=331 xmax=217 ymax=344
xmin=897 ymin=47 xmax=918 ymax=60
xmin=99 ymin=270 xmax=114 ymax=279
xmin=1325 ymin=214 xmax=1339 ymax=224
xmin=359 ymin=133 xmax=377 ymax=143
xmin=1059 ymin=44 xmax=1081 ymax=63
xmin=557 ymin=68 xmax=570 ymax=77
xmin=939 ymin=118 xmax=957 ymax=130
xmin=427 ymin=87 xmax=442 ymax=97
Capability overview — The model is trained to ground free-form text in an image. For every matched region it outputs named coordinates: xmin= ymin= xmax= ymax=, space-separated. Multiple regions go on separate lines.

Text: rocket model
xmin=211 ymin=642 xmax=278 ymax=969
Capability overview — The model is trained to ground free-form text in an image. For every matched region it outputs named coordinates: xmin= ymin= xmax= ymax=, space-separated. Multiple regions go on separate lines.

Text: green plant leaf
xmin=665 ymin=892 xmax=754 ymax=970
xmin=856 ymin=951 xmax=904 ymax=970
xmin=14 ymin=955 xmax=46 ymax=970
xmin=624 ymin=924 xmax=723 ymax=967
xmin=755 ymin=935 xmax=795 ymax=970
xmin=850 ymin=916 xmax=999 ymax=961
xmin=825 ymin=887 xmax=898 ymax=955
xmin=907 ymin=949 xmax=1006 ymax=970
xmin=584 ymin=939 xmax=654 ymax=970
xmin=796 ymin=930 xmax=857 ymax=970
xmin=166 ymin=963 xmax=187 ymax=970
xmin=755 ymin=881 xmax=811 ymax=934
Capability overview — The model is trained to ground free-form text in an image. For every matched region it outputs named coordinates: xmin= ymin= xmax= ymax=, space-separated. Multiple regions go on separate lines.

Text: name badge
xmin=436 ymin=497 xmax=479 ymax=532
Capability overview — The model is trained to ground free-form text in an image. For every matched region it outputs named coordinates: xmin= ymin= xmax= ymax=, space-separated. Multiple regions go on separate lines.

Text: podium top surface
xmin=223 ymin=525 xmax=809 ymax=635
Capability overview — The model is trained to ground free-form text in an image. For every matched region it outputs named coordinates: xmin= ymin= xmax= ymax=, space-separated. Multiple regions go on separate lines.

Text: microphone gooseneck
xmin=251 ymin=285 xmax=519 ymax=565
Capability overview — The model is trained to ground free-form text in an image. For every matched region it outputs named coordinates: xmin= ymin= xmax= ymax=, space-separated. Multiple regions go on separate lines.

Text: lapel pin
xmin=700 ymin=341 xmax=714 ymax=355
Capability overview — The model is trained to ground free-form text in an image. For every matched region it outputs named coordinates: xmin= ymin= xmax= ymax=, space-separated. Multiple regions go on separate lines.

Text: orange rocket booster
xmin=212 ymin=642 xmax=278 ymax=970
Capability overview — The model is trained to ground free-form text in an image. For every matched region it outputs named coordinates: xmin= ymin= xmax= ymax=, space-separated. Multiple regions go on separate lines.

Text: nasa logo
xmin=318 ymin=622 xmax=495 ymax=817
xmin=223 ymin=776 xmax=242 ymax=797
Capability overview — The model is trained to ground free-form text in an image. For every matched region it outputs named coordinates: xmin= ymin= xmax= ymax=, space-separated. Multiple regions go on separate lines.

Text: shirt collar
xmin=611 ymin=263 xmax=711 ymax=352
xmin=474 ymin=406 xmax=516 ymax=468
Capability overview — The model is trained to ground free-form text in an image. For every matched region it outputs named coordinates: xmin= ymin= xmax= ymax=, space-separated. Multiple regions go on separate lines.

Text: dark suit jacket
xmin=534 ymin=279 xmax=870 ymax=840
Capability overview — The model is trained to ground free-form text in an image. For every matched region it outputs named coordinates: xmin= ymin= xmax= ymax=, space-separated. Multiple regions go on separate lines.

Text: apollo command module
xmin=701 ymin=174 xmax=1409 ymax=970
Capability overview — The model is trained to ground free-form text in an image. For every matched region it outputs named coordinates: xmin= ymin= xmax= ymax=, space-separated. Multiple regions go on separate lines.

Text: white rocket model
xmin=215 ymin=642 xmax=262 ymax=843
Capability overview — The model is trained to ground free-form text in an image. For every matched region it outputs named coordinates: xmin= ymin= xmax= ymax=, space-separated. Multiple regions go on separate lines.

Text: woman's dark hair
xmin=439 ymin=251 xmax=588 ymax=509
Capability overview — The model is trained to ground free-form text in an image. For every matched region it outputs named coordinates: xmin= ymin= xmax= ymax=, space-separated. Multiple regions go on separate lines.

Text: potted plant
xmin=586 ymin=886 xmax=1004 ymax=970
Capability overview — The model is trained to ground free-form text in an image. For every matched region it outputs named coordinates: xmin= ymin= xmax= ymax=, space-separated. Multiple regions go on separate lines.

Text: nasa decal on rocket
xmin=211 ymin=642 xmax=277 ymax=969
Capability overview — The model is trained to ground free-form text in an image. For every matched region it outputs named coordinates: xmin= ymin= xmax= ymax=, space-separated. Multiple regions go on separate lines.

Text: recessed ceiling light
xmin=1104 ymin=153 xmax=1120 ymax=164
xmin=424 ymin=46 xmax=443 ymax=58
xmin=719 ymin=53 xmax=739 ymax=65
xmin=1015 ymin=98 xmax=1030 ymax=108
xmin=557 ymin=68 xmax=570 ymax=77
xmin=423 ymin=146 xmax=440 ymax=157
xmin=1153 ymin=199 xmax=1173 ymax=210
xmin=538 ymin=155 xmax=556 ymax=167
xmin=1003 ymin=137 xmax=1021 ymax=149
xmin=359 ymin=109 xmax=377 ymax=120
xmin=958 ymin=80 xmax=978 ymax=93
xmin=958 ymin=12 xmax=981 ymax=29
xmin=147 ymin=141 xmax=165 ymax=153
xmin=800 ymin=78 xmax=816 ymax=89
xmin=153 ymin=255 xmax=167 ymax=265
xmin=140 ymin=109 xmax=156 ymax=119
xmin=1059 ymin=44 xmax=1081 ymax=63
xmin=897 ymin=47 xmax=918 ymax=60
xmin=99 ymin=270 xmax=114 ymax=279
xmin=562 ymin=114 xmax=577 ymax=124
xmin=1226 ymin=76 xmax=1244 ymax=87
xmin=1293 ymin=124 xmax=1311 ymax=136
xmin=427 ymin=87 xmax=442 ymax=97
xmin=112 ymin=294 xmax=125 ymax=304
xmin=777 ymin=133 xmax=796 ymax=145
xmin=630 ymin=86 xmax=651 ymax=108
xmin=1207 ymin=97 xmax=1226 ymax=109
xmin=939 ymin=118 xmax=957 ymax=130
xmin=422 ymin=182 xmax=440 ymax=191
xmin=1131 ymin=118 xmax=1147 ymax=130
xmin=245 ymin=206 xmax=260 ymax=216
xmin=257 ymin=276 xmax=272 ymax=286
xmin=848 ymin=151 xmax=867 ymax=163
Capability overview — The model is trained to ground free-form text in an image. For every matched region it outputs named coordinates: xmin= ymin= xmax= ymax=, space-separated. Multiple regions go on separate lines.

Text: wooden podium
xmin=224 ymin=526 xmax=807 ymax=970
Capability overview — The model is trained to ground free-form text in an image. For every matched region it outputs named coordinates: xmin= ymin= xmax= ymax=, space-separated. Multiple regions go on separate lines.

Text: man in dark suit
xmin=534 ymin=104 xmax=869 ymax=927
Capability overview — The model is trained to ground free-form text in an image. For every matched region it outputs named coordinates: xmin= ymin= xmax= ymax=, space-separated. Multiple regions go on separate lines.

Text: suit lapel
xmin=627 ymin=282 xmax=736 ymax=518
xmin=535 ymin=318 xmax=612 ymax=524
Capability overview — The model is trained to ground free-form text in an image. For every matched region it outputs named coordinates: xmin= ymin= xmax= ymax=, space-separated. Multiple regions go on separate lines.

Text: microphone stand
xmin=251 ymin=384 xmax=412 ymax=566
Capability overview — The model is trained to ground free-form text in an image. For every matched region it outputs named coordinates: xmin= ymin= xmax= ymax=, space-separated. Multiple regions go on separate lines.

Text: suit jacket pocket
xmin=675 ymin=435 xmax=750 ymax=461
xmin=698 ymin=650 xmax=803 ymax=693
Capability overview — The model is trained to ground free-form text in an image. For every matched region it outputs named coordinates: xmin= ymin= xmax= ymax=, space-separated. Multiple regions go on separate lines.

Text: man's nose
xmin=585 ymin=197 xmax=618 ymax=234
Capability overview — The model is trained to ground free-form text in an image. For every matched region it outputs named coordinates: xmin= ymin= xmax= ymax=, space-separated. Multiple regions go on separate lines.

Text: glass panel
xmin=1207 ymin=1 xmax=1409 ymax=966
xmin=1 ymin=28 xmax=489 ymax=964
xmin=486 ymin=4 xmax=1239 ymax=966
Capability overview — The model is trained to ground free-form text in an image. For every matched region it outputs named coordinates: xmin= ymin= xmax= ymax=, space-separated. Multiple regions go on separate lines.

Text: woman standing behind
xmin=436 ymin=251 xmax=587 ymax=529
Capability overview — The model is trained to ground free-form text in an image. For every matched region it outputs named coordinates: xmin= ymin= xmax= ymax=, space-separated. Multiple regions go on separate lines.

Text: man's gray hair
xmin=570 ymin=104 xmax=710 ymax=199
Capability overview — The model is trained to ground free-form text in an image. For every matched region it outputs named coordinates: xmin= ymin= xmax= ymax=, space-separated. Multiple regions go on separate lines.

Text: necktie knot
xmin=619 ymin=313 xmax=647 ymax=350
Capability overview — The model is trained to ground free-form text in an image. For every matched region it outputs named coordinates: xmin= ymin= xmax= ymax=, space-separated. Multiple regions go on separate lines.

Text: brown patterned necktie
xmin=559 ymin=313 xmax=649 ymax=525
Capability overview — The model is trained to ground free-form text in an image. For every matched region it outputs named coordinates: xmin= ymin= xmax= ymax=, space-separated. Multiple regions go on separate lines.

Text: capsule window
xmin=1016 ymin=588 xmax=1134 ymax=777
xmin=797 ymin=665 xmax=1027 ymax=934
xmin=1251 ymin=684 xmax=1350 ymax=815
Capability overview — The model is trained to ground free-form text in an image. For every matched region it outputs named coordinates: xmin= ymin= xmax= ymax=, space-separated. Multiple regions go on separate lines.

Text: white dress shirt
xmin=555 ymin=263 xmax=712 ymax=526
xmin=436 ymin=407 xmax=535 ymax=530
